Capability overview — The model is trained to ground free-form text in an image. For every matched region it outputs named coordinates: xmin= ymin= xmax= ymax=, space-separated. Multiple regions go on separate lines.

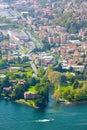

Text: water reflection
xmin=46 ymin=93 xmax=61 ymax=114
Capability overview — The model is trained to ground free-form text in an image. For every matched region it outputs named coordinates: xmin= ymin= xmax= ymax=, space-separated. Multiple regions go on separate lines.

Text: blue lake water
xmin=0 ymin=99 xmax=87 ymax=130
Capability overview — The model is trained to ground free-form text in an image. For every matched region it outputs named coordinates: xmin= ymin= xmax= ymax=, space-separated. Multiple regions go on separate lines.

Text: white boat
xmin=48 ymin=118 xmax=54 ymax=122
xmin=36 ymin=118 xmax=54 ymax=122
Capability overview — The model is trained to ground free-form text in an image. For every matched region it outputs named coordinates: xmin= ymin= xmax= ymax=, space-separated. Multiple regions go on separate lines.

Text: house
xmin=18 ymin=80 xmax=26 ymax=85
xmin=24 ymin=92 xmax=37 ymax=100
xmin=71 ymin=65 xmax=84 ymax=72
xmin=3 ymin=87 xmax=13 ymax=94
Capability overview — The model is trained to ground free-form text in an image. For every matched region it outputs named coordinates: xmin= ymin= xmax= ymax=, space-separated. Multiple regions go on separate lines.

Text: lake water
xmin=0 ymin=99 xmax=87 ymax=130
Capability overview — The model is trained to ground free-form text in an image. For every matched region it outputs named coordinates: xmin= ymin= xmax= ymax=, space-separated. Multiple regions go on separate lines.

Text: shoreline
xmin=0 ymin=97 xmax=38 ymax=109
xmin=60 ymin=100 xmax=87 ymax=106
xmin=15 ymin=98 xmax=87 ymax=108
xmin=15 ymin=99 xmax=39 ymax=109
xmin=57 ymin=98 xmax=87 ymax=106
xmin=1 ymin=96 xmax=87 ymax=108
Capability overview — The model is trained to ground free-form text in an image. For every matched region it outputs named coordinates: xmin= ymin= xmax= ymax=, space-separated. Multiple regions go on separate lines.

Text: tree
xmin=66 ymin=72 xmax=76 ymax=84
xmin=46 ymin=64 xmax=54 ymax=76
xmin=0 ymin=32 xmax=3 ymax=42
xmin=34 ymin=94 xmax=47 ymax=109
xmin=40 ymin=75 xmax=49 ymax=84
xmin=17 ymin=57 xmax=22 ymax=64
xmin=53 ymin=89 xmax=61 ymax=102
xmin=60 ymin=75 xmax=67 ymax=85
xmin=35 ymin=82 xmax=49 ymax=109
xmin=1 ymin=76 xmax=11 ymax=88
xmin=0 ymin=59 xmax=7 ymax=69
xmin=13 ymin=84 xmax=25 ymax=99
xmin=48 ymin=71 xmax=61 ymax=89
xmin=28 ymin=77 xmax=39 ymax=86
xmin=54 ymin=63 xmax=63 ymax=72
xmin=0 ymin=50 xmax=2 ymax=59
xmin=37 ymin=66 xmax=45 ymax=77
xmin=73 ymin=79 xmax=79 ymax=89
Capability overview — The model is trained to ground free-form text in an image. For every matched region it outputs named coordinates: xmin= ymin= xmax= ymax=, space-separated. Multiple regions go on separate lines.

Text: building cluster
xmin=31 ymin=52 xmax=55 ymax=68
xmin=0 ymin=0 xmax=87 ymax=71
xmin=51 ymin=40 xmax=87 ymax=71
xmin=2 ymin=79 xmax=37 ymax=100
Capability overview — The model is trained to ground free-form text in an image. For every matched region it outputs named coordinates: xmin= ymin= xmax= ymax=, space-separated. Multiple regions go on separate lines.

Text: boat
xmin=48 ymin=118 xmax=54 ymax=122
xmin=36 ymin=118 xmax=54 ymax=122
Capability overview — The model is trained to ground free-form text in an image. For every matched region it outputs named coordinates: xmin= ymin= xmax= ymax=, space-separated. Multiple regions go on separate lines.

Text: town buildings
xmin=0 ymin=0 xmax=87 ymax=72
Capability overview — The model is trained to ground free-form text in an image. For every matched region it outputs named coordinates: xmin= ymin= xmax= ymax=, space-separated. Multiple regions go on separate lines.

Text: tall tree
xmin=48 ymin=71 xmax=61 ymax=89
xmin=1 ymin=76 xmax=11 ymax=88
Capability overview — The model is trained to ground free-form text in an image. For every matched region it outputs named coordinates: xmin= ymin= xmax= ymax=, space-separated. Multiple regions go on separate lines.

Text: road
xmin=30 ymin=61 xmax=38 ymax=77
xmin=15 ymin=9 xmax=43 ymax=49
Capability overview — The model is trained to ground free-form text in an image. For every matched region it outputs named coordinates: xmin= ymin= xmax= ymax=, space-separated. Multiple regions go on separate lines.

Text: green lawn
xmin=25 ymin=69 xmax=34 ymax=77
xmin=28 ymin=86 xmax=37 ymax=93
xmin=60 ymin=85 xmax=73 ymax=94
